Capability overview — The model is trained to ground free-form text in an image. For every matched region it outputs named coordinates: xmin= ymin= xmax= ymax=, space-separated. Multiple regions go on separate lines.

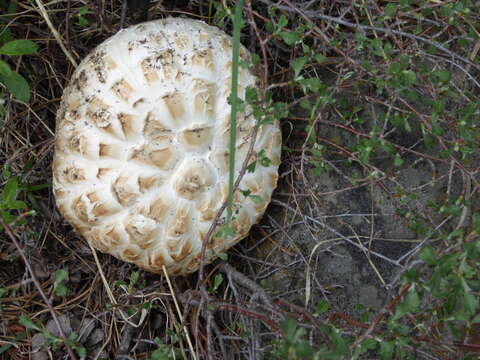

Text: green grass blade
xmin=227 ymin=0 xmax=245 ymax=223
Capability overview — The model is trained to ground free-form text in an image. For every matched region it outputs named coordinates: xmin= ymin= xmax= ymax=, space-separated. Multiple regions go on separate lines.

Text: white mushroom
xmin=52 ymin=18 xmax=282 ymax=275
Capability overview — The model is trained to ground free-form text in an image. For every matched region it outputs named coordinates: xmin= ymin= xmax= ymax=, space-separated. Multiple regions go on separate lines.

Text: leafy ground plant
xmin=0 ymin=0 xmax=37 ymax=103
xmin=0 ymin=0 xmax=479 ymax=359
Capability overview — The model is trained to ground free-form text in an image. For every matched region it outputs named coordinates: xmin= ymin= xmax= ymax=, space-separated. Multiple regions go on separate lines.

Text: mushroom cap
xmin=52 ymin=18 xmax=281 ymax=275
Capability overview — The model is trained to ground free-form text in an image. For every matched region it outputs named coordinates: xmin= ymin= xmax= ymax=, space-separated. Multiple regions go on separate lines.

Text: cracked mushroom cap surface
xmin=53 ymin=17 xmax=281 ymax=275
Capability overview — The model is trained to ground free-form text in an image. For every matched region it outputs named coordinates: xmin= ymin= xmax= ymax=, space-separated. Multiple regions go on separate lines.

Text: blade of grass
xmin=227 ymin=0 xmax=245 ymax=223
xmin=0 ymin=332 xmax=26 ymax=355
xmin=33 ymin=0 xmax=78 ymax=68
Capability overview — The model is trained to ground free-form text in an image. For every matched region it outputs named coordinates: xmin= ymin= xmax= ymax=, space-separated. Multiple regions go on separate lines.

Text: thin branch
xmin=273 ymin=0 xmax=480 ymax=71
xmin=197 ymin=126 xmax=260 ymax=283
xmin=33 ymin=0 xmax=78 ymax=68
xmin=272 ymin=199 xmax=405 ymax=268
xmin=219 ymin=263 xmax=274 ymax=307
xmin=1 ymin=220 xmax=78 ymax=360
xmin=351 ymin=284 xmax=411 ymax=350
xmin=179 ymin=295 xmax=282 ymax=334
xmin=162 ymin=265 xmax=198 ymax=360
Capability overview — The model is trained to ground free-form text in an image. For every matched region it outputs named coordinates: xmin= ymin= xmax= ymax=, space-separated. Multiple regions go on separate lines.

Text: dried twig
xmin=33 ymin=0 xmax=78 ymax=68
xmin=351 ymin=284 xmax=411 ymax=349
xmin=197 ymin=126 xmax=260 ymax=284
xmin=273 ymin=199 xmax=405 ymax=268
xmin=1 ymin=220 xmax=78 ymax=360
xmin=266 ymin=0 xmax=480 ymax=71
xmin=162 ymin=265 xmax=198 ymax=360
xmin=219 ymin=263 xmax=274 ymax=307
xmin=180 ymin=294 xmax=282 ymax=334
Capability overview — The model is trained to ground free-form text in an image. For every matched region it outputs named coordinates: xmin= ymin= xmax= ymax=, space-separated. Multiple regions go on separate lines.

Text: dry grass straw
xmin=33 ymin=0 xmax=78 ymax=67
xmin=162 ymin=265 xmax=197 ymax=360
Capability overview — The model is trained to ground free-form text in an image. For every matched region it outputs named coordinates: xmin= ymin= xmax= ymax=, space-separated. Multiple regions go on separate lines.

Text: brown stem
xmin=1 ymin=220 xmax=78 ymax=360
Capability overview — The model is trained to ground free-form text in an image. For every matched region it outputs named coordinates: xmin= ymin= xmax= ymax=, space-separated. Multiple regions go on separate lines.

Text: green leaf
xmin=245 ymin=86 xmax=259 ymax=103
xmin=402 ymin=70 xmax=417 ymax=86
xmin=272 ymin=101 xmax=288 ymax=119
xmin=216 ymin=252 xmax=228 ymax=261
xmin=459 ymin=257 xmax=475 ymax=278
xmin=128 ymin=271 xmax=140 ymax=290
xmin=246 ymin=160 xmax=256 ymax=173
xmin=78 ymin=6 xmax=90 ymax=16
xmin=0 ymin=40 xmax=38 ymax=55
xmin=461 ymin=278 xmax=478 ymax=314
xmin=431 ymin=119 xmax=444 ymax=136
xmin=3 ymin=176 xmax=18 ymax=204
xmin=78 ymin=16 xmax=89 ymax=27
xmin=472 ymin=314 xmax=480 ymax=323
xmin=353 ymin=338 xmax=377 ymax=358
xmin=250 ymin=53 xmax=260 ymax=66
xmin=114 ymin=280 xmax=128 ymax=288
xmin=422 ymin=131 xmax=435 ymax=149
xmin=55 ymin=284 xmax=68 ymax=297
xmin=19 ymin=314 xmax=40 ymax=331
xmin=249 ymin=195 xmax=263 ymax=204
xmin=314 ymin=53 xmax=327 ymax=64
xmin=419 ymin=246 xmax=437 ymax=266
xmin=379 ymin=341 xmax=394 ymax=359
xmin=0 ymin=27 xmax=13 ymax=45
xmin=0 ymin=211 xmax=15 ymax=225
xmin=315 ymin=299 xmax=331 ymax=315
xmin=240 ymin=189 xmax=251 ymax=197
xmin=464 ymin=291 xmax=478 ymax=315
xmin=55 ymin=269 xmax=68 ymax=284
xmin=393 ymin=287 xmax=420 ymax=320
xmin=404 ymin=287 xmax=420 ymax=312
xmin=258 ymin=149 xmax=272 ymax=167
xmin=292 ymin=56 xmax=309 ymax=79
xmin=439 ymin=253 xmax=461 ymax=273
xmin=279 ymin=31 xmax=300 ymax=45
xmin=298 ymin=77 xmax=323 ymax=94
xmin=433 ymin=69 xmax=451 ymax=83
xmin=54 ymin=269 xmax=69 ymax=296
xmin=281 ymin=317 xmax=297 ymax=340
xmin=394 ymin=153 xmax=404 ymax=167
xmin=212 ymin=274 xmax=223 ymax=292
xmin=265 ymin=20 xmax=275 ymax=34
xmin=385 ymin=3 xmax=398 ymax=17
xmin=215 ymin=223 xmax=235 ymax=239
xmin=0 ymin=60 xmax=30 ymax=102
xmin=74 ymin=345 xmax=87 ymax=357
xmin=277 ymin=14 xmax=288 ymax=29
xmin=9 ymin=200 xmax=27 ymax=210
xmin=330 ymin=327 xmax=349 ymax=355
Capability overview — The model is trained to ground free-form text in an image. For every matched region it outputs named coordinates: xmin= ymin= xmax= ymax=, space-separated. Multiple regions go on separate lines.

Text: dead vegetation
xmin=0 ymin=0 xmax=479 ymax=359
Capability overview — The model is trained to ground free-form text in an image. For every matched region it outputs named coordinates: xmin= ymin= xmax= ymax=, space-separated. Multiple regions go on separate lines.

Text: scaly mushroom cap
xmin=52 ymin=18 xmax=281 ymax=275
